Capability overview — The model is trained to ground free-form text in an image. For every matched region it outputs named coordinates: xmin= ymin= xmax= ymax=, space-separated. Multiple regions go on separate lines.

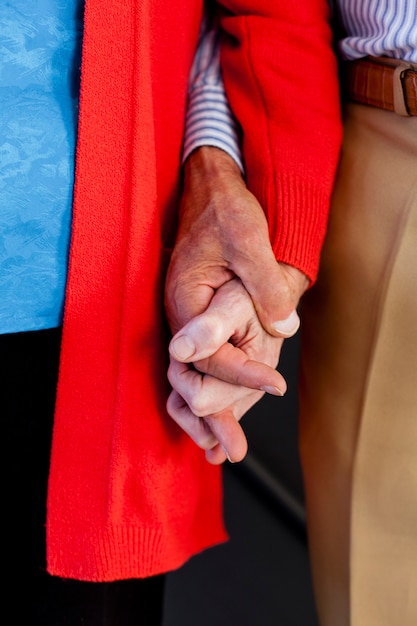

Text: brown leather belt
xmin=344 ymin=56 xmax=417 ymax=117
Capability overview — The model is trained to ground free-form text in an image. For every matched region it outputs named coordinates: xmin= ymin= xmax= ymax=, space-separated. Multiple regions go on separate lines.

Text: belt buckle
xmin=393 ymin=62 xmax=414 ymax=116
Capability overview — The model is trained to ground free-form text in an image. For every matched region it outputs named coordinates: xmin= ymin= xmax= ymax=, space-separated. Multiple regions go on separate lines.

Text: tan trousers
xmin=299 ymin=103 xmax=417 ymax=626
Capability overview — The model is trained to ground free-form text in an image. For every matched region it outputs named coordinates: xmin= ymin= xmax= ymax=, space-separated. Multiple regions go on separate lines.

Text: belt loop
xmin=393 ymin=64 xmax=413 ymax=116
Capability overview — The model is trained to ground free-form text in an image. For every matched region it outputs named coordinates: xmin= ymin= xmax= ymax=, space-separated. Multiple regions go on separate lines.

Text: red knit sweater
xmin=47 ymin=0 xmax=342 ymax=581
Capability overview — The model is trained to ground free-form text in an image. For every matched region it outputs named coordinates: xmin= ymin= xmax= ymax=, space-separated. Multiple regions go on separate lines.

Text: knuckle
xmin=194 ymin=315 xmax=225 ymax=347
xmin=275 ymin=281 xmax=292 ymax=304
xmin=187 ymin=394 xmax=212 ymax=417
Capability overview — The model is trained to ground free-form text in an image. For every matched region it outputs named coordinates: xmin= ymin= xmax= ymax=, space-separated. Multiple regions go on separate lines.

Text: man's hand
xmin=165 ymin=146 xmax=308 ymax=341
xmin=167 ymin=279 xmax=286 ymax=464
xmin=164 ymin=147 xmax=308 ymax=464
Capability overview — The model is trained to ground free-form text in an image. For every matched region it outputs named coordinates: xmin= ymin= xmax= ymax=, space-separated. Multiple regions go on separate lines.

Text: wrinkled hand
xmin=167 ymin=279 xmax=286 ymax=464
xmin=164 ymin=147 xmax=308 ymax=464
xmin=165 ymin=146 xmax=309 ymax=341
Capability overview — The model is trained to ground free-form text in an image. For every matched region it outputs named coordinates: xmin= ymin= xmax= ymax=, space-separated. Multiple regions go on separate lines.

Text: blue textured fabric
xmin=0 ymin=0 xmax=83 ymax=333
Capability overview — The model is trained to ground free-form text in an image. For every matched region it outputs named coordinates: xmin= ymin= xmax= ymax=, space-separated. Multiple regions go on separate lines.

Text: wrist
xmin=184 ymin=146 xmax=243 ymax=184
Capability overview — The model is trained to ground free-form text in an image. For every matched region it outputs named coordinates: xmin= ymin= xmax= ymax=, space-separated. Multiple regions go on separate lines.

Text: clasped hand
xmin=165 ymin=147 xmax=308 ymax=465
xmin=167 ymin=278 xmax=286 ymax=464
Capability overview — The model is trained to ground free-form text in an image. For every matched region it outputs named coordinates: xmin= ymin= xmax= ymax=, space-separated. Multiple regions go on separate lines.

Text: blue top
xmin=0 ymin=1 xmax=237 ymax=335
xmin=0 ymin=0 xmax=83 ymax=333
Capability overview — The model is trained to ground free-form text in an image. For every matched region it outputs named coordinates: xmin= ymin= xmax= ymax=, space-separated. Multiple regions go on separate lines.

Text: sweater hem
xmin=47 ymin=522 xmax=228 ymax=582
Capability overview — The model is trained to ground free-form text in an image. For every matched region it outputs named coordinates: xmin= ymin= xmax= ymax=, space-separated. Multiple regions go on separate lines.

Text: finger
xmin=167 ymin=358 xmax=257 ymax=417
xmin=165 ymin=280 xmax=220 ymax=336
xmin=194 ymin=342 xmax=287 ymax=396
xmin=242 ymin=265 xmax=302 ymax=337
xmin=169 ymin=310 xmax=230 ymax=363
xmin=168 ymin=278 xmax=254 ymax=363
xmin=169 ymin=277 xmax=291 ymax=368
xmin=231 ymin=252 xmax=308 ymax=338
xmin=166 ymin=391 xmax=248 ymax=463
xmin=205 ymin=410 xmax=248 ymax=463
xmin=166 ymin=390 xmax=219 ymax=450
xmin=204 ymin=387 xmax=266 ymax=463
xmin=205 ymin=444 xmax=227 ymax=465
xmin=167 ymin=389 xmax=251 ymax=464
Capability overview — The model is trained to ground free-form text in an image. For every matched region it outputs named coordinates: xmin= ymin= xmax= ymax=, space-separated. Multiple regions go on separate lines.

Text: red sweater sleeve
xmin=219 ymin=0 xmax=343 ymax=283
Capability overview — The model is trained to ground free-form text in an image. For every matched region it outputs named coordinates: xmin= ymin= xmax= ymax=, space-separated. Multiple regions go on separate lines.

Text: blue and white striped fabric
xmin=338 ymin=0 xmax=417 ymax=62
xmin=182 ymin=16 xmax=243 ymax=172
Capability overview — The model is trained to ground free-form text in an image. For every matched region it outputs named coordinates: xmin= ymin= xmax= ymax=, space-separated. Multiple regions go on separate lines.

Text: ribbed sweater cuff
xmin=47 ymin=522 xmax=227 ymax=581
xmin=252 ymin=171 xmax=332 ymax=284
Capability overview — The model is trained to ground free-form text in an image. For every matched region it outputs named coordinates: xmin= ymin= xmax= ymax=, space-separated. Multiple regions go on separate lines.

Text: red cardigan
xmin=47 ymin=0 xmax=342 ymax=581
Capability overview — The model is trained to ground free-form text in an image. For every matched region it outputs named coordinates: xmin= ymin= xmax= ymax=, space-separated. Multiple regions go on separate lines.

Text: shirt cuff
xmin=183 ymin=84 xmax=244 ymax=172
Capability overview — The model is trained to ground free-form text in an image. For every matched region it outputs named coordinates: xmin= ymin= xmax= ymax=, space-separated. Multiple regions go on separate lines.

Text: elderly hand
xmin=165 ymin=146 xmax=308 ymax=342
xmin=167 ymin=278 xmax=286 ymax=464
xmin=165 ymin=146 xmax=308 ymax=464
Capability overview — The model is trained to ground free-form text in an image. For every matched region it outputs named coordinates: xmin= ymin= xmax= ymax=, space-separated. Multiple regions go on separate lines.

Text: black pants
xmin=2 ymin=328 xmax=165 ymax=625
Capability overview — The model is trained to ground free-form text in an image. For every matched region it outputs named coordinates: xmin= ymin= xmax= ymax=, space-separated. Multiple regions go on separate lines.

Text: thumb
xmin=169 ymin=278 xmax=254 ymax=362
xmin=233 ymin=257 xmax=309 ymax=338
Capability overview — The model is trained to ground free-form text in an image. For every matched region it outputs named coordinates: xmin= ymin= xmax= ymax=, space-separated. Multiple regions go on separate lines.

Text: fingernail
xmin=272 ymin=310 xmax=300 ymax=336
xmin=170 ymin=335 xmax=196 ymax=361
xmin=221 ymin=445 xmax=233 ymax=463
xmin=261 ymin=385 xmax=285 ymax=397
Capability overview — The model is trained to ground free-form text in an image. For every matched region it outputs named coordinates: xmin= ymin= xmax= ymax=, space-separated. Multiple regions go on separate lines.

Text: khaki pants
xmin=299 ymin=104 xmax=417 ymax=626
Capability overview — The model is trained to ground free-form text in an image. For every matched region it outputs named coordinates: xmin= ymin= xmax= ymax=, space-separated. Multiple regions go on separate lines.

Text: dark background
xmin=163 ymin=334 xmax=319 ymax=626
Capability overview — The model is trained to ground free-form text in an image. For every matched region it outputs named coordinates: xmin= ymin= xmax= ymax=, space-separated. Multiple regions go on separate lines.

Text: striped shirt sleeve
xmin=182 ymin=13 xmax=244 ymax=172
xmin=337 ymin=0 xmax=417 ymax=62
